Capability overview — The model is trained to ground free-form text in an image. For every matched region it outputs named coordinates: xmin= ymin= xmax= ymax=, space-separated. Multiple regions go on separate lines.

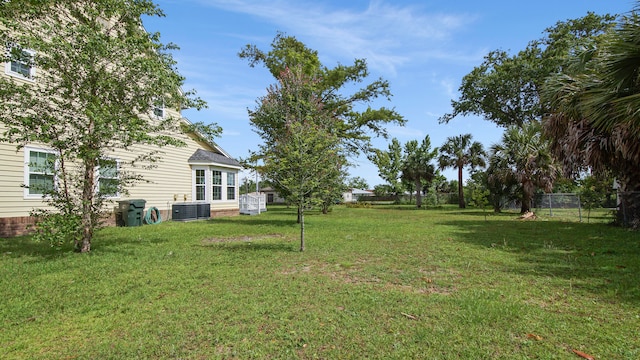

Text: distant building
xmin=342 ymin=188 xmax=374 ymax=203
xmin=260 ymin=187 xmax=287 ymax=205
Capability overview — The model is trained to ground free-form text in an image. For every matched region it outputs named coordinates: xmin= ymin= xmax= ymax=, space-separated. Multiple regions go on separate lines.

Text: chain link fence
xmin=503 ymin=192 xmax=640 ymax=224
xmin=532 ymin=193 xmax=586 ymax=222
xmin=366 ymin=190 xmax=638 ymax=226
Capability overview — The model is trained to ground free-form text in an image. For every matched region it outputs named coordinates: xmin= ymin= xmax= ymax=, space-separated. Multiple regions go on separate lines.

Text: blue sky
xmin=143 ymin=0 xmax=633 ymax=188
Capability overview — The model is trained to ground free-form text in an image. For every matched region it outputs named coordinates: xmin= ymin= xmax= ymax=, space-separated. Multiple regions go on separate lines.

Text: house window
xmin=212 ymin=170 xmax=222 ymax=200
xmin=153 ymin=99 xmax=164 ymax=119
xmin=5 ymin=47 xmax=35 ymax=80
xmin=25 ymin=148 xmax=56 ymax=197
xmin=226 ymin=172 xmax=236 ymax=200
xmin=195 ymin=169 xmax=206 ymax=201
xmin=98 ymin=158 xmax=119 ymax=197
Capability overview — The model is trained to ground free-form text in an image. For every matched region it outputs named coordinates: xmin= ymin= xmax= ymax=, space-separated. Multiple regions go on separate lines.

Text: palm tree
xmin=542 ymin=6 xmax=640 ymax=226
xmin=488 ymin=122 xmax=559 ymax=213
xmin=438 ymin=134 xmax=486 ymax=208
xmin=369 ymin=138 xmax=404 ymax=197
xmin=401 ymin=136 xmax=438 ymax=208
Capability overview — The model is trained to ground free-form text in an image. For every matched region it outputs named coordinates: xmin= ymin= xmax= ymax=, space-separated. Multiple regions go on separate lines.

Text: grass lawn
xmin=1 ymin=205 xmax=638 ymax=359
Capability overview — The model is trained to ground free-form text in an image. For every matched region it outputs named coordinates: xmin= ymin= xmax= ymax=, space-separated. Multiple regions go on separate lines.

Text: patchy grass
xmin=1 ymin=205 xmax=638 ymax=359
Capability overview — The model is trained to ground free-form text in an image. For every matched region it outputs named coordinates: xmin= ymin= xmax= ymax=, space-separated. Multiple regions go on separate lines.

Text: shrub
xmin=29 ymin=209 xmax=82 ymax=250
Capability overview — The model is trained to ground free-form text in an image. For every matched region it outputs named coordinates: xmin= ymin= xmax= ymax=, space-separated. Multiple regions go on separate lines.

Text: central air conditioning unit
xmin=171 ymin=203 xmax=210 ymax=221
xmin=196 ymin=203 xmax=210 ymax=219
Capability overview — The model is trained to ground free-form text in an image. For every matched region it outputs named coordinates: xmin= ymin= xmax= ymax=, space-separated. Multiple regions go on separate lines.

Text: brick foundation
xmin=210 ymin=209 xmax=240 ymax=218
xmin=0 ymin=216 xmax=37 ymax=238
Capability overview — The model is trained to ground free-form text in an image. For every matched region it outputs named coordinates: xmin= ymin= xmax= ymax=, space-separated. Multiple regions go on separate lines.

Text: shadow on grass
xmin=437 ymin=216 xmax=640 ymax=304
xmin=0 ymin=227 xmax=173 ymax=260
xmin=202 ymin=241 xmax=297 ymax=253
xmin=210 ymin=208 xmax=329 ymax=228
xmin=0 ymin=211 xmax=300 ymax=260
xmin=210 ymin=217 xmax=296 ymax=228
xmin=371 ymin=204 xmax=440 ymax=211
xmin=0 ymin=235 xmax=72 ymax=260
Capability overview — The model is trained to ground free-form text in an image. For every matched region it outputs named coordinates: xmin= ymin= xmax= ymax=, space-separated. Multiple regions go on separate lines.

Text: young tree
xmin=0 ymin=1 xmax=210 ymax=252
xmin=318 ymin=167 xmax=348 ymax=215
xmin=249 ymin=66 xmax=346 ymax=251
xmin=578 ymin=174 xmax=610 ymax=223
xmin=401 ymin=136 xmax=438 ymax=208
xmin=373 ymin=184 xmax=394 ymax=197
xmin=347 ymin=176 xmax=370 ymax=190
xmin=370 ymin=138 xmax=404 ymax=196
xmin=438 ymin=134 xmax=486 ymax=208
xmin=466 ymin=172 xmax=491 ymax=220
xmin=240 ymin=33 xmax=405 ymax=155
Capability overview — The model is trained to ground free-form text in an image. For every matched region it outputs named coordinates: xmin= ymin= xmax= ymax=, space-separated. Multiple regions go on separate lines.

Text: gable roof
xmin=180 ymin=117 xmax=233 ymax=156
xmin=188 ymin=148 xmax=242 ymax=169
xmin=351 ymin=188 xmax=374 ymax=195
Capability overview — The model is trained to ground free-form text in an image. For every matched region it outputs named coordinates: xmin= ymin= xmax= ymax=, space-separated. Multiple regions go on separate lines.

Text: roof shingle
xmin=188 ymin=148 xmax=241 ymax=167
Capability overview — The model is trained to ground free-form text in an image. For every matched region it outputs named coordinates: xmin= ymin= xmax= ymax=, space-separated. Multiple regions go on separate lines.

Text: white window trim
xmin=5 ymin=47 xmax=36 ymax=81
xmin=191 ymin=167 xmax=239 ymax=203
xmin=211 ymin=169 xmax=223 ymax=201
xmin=23 ymin=146 xmax=57 ymax=199
xmin=226 ymin=171 xmax=236 ymax=201
xmin=153 ymin=99 xmax=165 ymax=119
xmin=192 ymin=167 xmax=208 ymax=202
xmin=97 ymin=157 xmax=120 ymax=199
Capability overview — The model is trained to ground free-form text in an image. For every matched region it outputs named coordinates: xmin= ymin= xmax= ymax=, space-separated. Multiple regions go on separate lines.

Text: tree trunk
xmin=617 ymin=172 xmax=640 ymax=228
xmin=77 ymin=159 xmax=96 ymax=253
xmin=457 ymin=166 xmax=465 ymax=208
xmin=299 ymin=206 xmax=305 ymax=252
xmin=520 ymin=180 xmax=534 ymax=214
xmin=415 ymin=179 xmax=422 ymax=208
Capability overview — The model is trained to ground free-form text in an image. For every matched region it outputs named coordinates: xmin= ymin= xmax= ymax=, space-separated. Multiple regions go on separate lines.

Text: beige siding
xmin=0 ymin=131 xmax=54 ymax=217
xmin=116 ymin=127 xmax=240 ymax=214
xmin=1 ymin=47 xmax=240 ymax=224
xmin=0 ymin=120 xmax=240 ymax=220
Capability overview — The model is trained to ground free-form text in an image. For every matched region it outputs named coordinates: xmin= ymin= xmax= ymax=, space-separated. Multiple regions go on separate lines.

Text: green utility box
xmin=118 ymin=199 xmax=146 ymax=227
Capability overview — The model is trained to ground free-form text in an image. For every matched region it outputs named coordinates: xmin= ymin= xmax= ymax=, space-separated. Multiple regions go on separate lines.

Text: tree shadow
xmin=0 ymin=227 xmax=176 ymax=260
xmin=211 ymin=217 xmax=297 ymax=228
xmin=200 ymin=241 xmax=297 ymax=253
xmin=91 ymin=231 xmax=172 ymax=255
xmin=0 ymin=235 xmax=74 ymax=260
xmin=437 ymin=216 xmax=640 ymax=304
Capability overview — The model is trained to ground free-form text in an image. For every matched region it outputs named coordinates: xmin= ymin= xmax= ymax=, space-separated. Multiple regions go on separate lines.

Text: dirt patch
xmin=279 ymin=260 xmax=456 ymax=295
xmin=202 ymin=233 xmax=287 ymax=244
xmin=518 ymin=211 xmax=537 ymax=220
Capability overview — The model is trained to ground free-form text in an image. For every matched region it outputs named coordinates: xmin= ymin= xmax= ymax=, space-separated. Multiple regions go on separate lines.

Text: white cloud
xmin=439 ymin=78 xmax=457 ymax=100
xmin=190 ymin=0 xmax=478 ymax=75
xmin=387 ymin=125 xmax=424 ymax=139
xmin=221 ymin=129 xmax=242 ymax=136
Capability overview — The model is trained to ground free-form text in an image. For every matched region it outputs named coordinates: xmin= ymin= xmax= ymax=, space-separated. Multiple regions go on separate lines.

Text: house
xmin=0 ymin=14 xmax=242 ymax=237
xmin=0 ymin=118 xmax=242 ymax=237
xmin=342 ymin=188 xmax=374 ymax=203
xmin=260 ymin=187 xmax=287 ymax=205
